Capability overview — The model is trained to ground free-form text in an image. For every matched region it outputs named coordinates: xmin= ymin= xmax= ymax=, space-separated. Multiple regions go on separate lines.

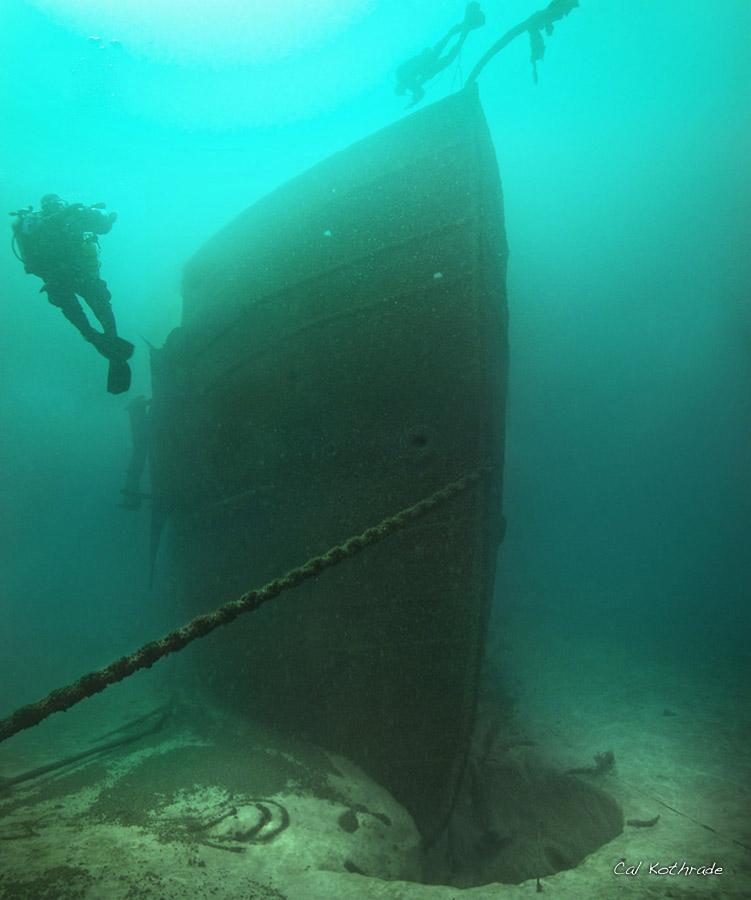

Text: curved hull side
xmin=150 ymin=87 xmax=508 ymax=841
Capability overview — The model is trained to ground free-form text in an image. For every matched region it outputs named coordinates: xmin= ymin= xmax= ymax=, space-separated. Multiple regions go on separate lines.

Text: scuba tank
xmin=9 ymin=207 xmax=39 ymax=272
xmin=9 ymin=202 xmax=106 ymax=275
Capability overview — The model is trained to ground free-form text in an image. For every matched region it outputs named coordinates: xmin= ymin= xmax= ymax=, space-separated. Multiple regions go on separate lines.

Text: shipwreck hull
xmin=150 ymin=86 xmax=508 ymax=842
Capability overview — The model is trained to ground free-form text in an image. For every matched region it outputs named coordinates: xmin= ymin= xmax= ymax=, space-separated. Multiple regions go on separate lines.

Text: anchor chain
xmin=0 ymin=467 xmax=493 ymax=744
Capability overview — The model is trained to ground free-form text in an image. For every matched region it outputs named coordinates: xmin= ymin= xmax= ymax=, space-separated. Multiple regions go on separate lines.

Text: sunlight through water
xmin=27 ymin=0 xmax=375 ymax=64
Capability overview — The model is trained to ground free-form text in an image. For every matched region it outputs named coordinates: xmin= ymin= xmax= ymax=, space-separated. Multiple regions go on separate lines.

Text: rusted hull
xmin=150 ymin=86 xmax=508 ymax=841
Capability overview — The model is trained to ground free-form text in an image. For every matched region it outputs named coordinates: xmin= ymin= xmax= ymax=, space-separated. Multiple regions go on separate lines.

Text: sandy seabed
xmin=1 ymin=623 xmax=748 ymax=900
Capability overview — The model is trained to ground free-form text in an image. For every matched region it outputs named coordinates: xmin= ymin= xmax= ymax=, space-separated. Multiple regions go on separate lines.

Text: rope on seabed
xmin=0 ymin=466 xmax=494 ymax=745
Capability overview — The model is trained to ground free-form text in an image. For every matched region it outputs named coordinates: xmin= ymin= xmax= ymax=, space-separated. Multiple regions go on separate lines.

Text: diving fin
xmin=112 ymin=336 xmax=135 ymax=360
xmin=88 ymin=332 xmax=135 ymax=361
xmin=107 ymin=358 xmax=132 ymax=394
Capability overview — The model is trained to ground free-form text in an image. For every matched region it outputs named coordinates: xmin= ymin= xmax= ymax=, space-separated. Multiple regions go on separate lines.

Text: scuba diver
xmin=10 ymin=193 xmax=134 ymax=394
xmin=395 ymin=2 xmax=486 ymax=108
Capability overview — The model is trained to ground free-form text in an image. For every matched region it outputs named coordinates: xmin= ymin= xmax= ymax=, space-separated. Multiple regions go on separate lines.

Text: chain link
xmin=0 ymin=468 xmax=492 ymax=744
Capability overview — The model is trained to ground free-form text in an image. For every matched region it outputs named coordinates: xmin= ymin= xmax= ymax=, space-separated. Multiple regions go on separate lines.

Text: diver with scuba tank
xmin=395 ymin=2 xmax=486 ymax=108
xmin=10 ymin=193 xmax=134 ymax=394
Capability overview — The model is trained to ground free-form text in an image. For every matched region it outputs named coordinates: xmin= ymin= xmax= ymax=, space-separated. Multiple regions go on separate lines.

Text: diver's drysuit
xmin=12 ymin=201 xmax=131 ymax=364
